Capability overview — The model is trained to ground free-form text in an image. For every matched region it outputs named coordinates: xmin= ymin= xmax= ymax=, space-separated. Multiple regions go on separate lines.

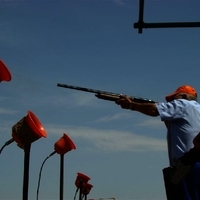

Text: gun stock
xmin=57 ymin=83 xmax=155 ymax=103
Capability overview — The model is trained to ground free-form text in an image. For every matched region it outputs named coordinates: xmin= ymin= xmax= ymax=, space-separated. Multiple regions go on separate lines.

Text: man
xmin=115 ymin=85 xmax=200 ymax=200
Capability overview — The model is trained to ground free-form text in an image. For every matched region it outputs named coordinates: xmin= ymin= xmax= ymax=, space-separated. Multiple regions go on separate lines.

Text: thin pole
xmin=60 ymin=154 xmax=64 ymax=200
xmin=23 ymin=144 xmax=31 ymax=200
xmin=79 ymin=180 xmax=83 ymax=200
xmin=138 ymin=0 xmax=144 ymax=33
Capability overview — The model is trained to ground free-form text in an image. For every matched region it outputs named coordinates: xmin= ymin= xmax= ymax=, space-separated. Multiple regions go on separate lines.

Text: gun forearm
xmin=95 ymin=93 xmax=120 ymax=101
xmin=95 ymin=93 xmax=134 ymax=102
xmin=96 ymin=93 xmax=155 ymax=103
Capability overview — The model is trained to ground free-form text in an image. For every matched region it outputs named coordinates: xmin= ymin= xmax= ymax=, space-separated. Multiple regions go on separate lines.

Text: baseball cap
xmin=165 ymin=85 xmax=197 ymax=102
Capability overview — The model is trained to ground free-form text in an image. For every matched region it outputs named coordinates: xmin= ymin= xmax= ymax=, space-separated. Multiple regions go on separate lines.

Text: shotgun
xmin=57 ymin=83 xmax=155 ymax=103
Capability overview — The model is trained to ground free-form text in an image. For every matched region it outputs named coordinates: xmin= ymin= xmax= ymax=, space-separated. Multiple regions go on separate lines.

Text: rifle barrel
xmin=57 ymin=83 xmax=155 ymax=103
xmin=57 ymin=83 xmax=119 ymax=96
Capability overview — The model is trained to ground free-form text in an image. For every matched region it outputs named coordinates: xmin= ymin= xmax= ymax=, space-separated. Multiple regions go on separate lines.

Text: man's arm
xmin=115 ymin=95 xmax=159 ymax=117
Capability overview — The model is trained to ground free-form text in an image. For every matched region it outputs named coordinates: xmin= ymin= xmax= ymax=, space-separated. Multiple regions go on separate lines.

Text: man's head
xmin=165 ymin=85 xmax=197 ymax=102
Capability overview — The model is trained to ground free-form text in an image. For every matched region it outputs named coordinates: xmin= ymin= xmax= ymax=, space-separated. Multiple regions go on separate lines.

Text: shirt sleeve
xmin=155 ymin=100 xmax=187 ymax=121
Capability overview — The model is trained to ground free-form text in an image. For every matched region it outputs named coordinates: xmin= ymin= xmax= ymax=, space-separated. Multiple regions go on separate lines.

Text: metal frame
xmin=134 ymin=0 xmax=200 ymax=33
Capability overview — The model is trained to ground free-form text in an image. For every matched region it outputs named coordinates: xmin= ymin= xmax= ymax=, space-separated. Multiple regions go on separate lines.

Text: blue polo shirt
xmin=156 ymin=99 xmax=200 ymax=166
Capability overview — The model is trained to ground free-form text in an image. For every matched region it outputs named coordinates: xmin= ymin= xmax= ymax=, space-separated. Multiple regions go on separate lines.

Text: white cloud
xmin=72 ymin=93 xmax=98 ymax=106
xmin=45 ymin=124 xmax=167 ymax=153
xmin=112 ymin=0 xmax=126 ymax=6
xmin=94 ymin=113 xmax=164 ymax=130
xmin=137 ymin=118 xmax=164 ymax=129
xmin=95 ymin=113 xmax=132 ymax=123
xmin=41 ymin=92 xmax=101 ymax=108
xmin=0 ymin=108 xmax=18 ymax=115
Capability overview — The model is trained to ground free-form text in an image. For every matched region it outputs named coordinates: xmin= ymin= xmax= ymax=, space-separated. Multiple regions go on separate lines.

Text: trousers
xmin=163 ymin=162 xmax=200 ymax=200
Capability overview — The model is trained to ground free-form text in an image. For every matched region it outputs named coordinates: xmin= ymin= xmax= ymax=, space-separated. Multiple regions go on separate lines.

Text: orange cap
xmin=165 ymin=85 xmax=197 ymax=102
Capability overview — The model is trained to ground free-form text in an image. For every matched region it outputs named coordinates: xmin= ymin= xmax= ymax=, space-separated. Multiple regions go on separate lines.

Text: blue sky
xmin=0 ymin=0 xmax=200 ymax=200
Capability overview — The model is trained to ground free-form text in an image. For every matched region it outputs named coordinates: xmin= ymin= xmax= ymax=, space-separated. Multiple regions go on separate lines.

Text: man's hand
xmin=115 ymin=95 xmax=133 ymax=110
xmin=116 ymin=95 xmax=159 ymax=116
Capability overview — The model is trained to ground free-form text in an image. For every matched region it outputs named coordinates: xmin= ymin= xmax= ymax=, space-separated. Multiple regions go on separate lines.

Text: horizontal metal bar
xmin=134 ymin=21 xmax=200 ymax=30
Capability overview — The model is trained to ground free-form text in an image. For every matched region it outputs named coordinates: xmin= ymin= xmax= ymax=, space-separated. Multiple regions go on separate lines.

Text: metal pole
xmin=23 ymin=144 xmax=31 ymax=200
xmin=79 ymin=180 xmax=83 ymax=200
xmin=138 ymin=0 xmax=144 ymax=33
xmin=60 ymin=154 xmax=64 ymax=200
